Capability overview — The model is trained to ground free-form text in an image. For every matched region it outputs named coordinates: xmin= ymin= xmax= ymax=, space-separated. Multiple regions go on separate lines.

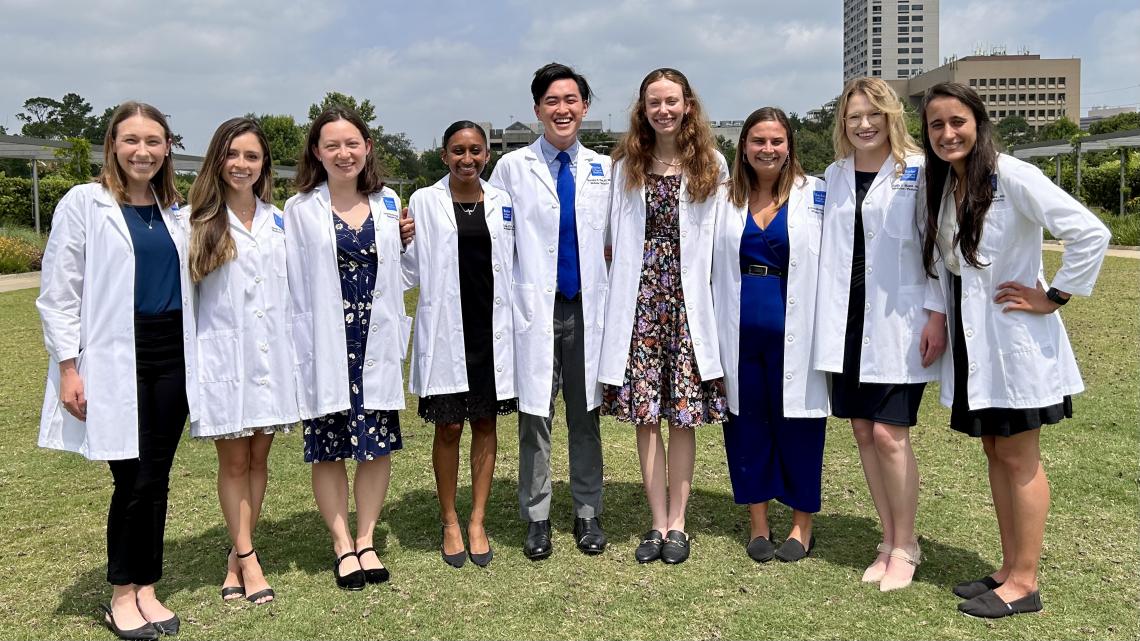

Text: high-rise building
xmin=843 ymin=0 xmax=940 ymax=83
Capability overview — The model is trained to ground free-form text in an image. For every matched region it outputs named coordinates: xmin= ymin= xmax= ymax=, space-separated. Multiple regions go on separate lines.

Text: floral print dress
xmin=303 ymin=212 xmax=403 ymax=462
xmin=601 ymin=173 xmax=727 ymax=428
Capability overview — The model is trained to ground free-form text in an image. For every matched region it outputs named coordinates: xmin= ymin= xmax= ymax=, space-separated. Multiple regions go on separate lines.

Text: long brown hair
xmin=920 ymin=82 xmax=998 ymax=277
xmin=832 ymin=77 xmax=920 ymax=175
xmin=188 ymin=118 xmax=274 ymax=282
xmin=729 ymin=107 xmax=805 ymax=209
xmin=98 ymin=101 xmax=181 ymax=208
xmin=611 ymin=68 xmax=721 ymax=202
xmin=295 ymin=106 xmax=385 ymax=194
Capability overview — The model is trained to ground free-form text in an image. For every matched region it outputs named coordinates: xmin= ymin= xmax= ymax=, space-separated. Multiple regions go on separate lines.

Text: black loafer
xmin=573 ymin=517 xmax=607 ymax=555
xmin=746 ymin=535 xmax=776 ymax=563
xmin=523 ymin=520 xmax=552 ymax=560
xmin=661 ymin=529 xmax=690 ymax=565
xmin=953 ymin=575 xmax=1003 ymax=599
xmin=958 ymin=590 xmax=1043 ymax=618
xmin=99 ymin=604 xmax=159 ymax=641
xmin=774 ymin=535 xmax=814 ymax=563
xmin=635 ymin=529 xmax=664 ymax=563
xmin=149 ymin=614 xmax=180 ymax=636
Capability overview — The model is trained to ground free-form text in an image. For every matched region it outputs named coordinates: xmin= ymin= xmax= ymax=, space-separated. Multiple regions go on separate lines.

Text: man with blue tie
xmin=490 ymin=63 xmax=613 ymax=560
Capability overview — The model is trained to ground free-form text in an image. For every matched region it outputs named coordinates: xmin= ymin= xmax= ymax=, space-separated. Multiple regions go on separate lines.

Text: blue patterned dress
xmin=303 ymin=213 xmax=403 ymax=462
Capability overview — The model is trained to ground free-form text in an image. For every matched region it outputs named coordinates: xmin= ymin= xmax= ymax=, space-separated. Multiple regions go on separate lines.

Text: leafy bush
xmin=0 ymin=234 xmax=43 ymax=274
xmin=0 ymin=175 xmax=85 ymax=230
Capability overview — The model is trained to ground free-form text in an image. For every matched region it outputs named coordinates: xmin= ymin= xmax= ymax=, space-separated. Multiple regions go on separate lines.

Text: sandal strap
xmin=889 ymin=543 xmax=922 ymax=565
xmin=876 ymin=542 xmax=892 ymax=555
xmin=336 ymin=551 xmax=357 ymax=563
xmin=236 ymin=548 xmax=257 ymax=559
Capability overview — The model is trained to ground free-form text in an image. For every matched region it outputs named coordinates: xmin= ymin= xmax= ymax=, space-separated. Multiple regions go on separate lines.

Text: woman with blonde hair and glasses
xmin=599 ymin=67 xmax=727 ymax=565
xmin=188 ymin=117 xmax=298 ymax=605
xmin=815 ymin=77 xmax=947 ymax=591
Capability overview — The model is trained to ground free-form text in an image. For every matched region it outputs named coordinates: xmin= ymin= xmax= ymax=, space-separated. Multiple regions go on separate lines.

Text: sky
xmin=1 ymin=0 xmax=1137 ymax=155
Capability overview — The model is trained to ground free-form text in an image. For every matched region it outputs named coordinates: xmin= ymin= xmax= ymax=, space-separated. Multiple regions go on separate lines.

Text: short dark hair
xmin=442 ymin=120 xmax=488 ymax=148
xmin=530 ymin=62 xmax=592 ymax=105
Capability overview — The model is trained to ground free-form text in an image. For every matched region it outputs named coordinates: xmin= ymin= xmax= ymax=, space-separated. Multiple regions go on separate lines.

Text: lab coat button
xmin=495 ymin=365 xmax=503 ymax=373
xmin=965 ymin=328 xmax=974 ymax=338
xmin=494 ymin=264 xmax=501 ymax=272
xmin=863 ymin=337 xmax=871 ymax=345
xmin=786 ymin=335 xmax=795 ymax=344
xmin=546 ymin=287 xmax=553 ymax=293
xmin=495 ymin=331 xmax=502 ymax=339
xmin=259 ymin=343 xmax=269 ymax=353
xmin=790 ymin=259 xmax=798 ymax=267
xmin=366 ymin=359 xmax=375 ymax=367
xmin=548 ymin=245 xmax=556 ymax=253
xmin=254 ymin=276 xmax=263 ymax=284
xmin=255 ymin=310 xmax=264 ymax=318
xmin=968 ymin=362 xmax=978 ymax=373
xmin=788 ymin=297 xmax=796 ymax=305
xmin=785 ymin=372 xmax=793 ymax=381
xmin=866 ymin=266 xmax=873 ymax=275
xmin=494 ymin=297 xmax=502 ymax=305
xmin=867 ymin=231 xmax=875 ymax=239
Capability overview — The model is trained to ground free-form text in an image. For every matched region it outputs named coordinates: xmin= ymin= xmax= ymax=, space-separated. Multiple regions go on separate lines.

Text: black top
xmin=121 ymin=203 xmax=182 ymax=315
xmin=455 ymin=202 xmax=495 ymax=397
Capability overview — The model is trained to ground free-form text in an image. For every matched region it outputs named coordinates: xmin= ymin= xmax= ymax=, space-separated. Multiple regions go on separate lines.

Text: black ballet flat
xmin=99 ymin=604 xmax=159 ymax=641
xmin=356 ymin=546 xmax=390 ymax=584
xmin=149 ymin=614 xmax=180 ymax=636
xmin=746 ymin=535 xmax=776 ymax=563
xmin=953 ymin=575 xmax=1004 ymax=599
xmin=958 ymin=590 xmax=1043 ymax=619
xmin=333 ymin=552 xmax=366 ymax=591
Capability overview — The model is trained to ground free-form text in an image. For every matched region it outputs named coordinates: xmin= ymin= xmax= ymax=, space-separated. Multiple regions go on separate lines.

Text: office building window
xmin=899 ymin=48 xmax=910 ymax=53
xmin=872 ymin=69 xmax=881 ymax=76
xmin=969 ymin=78 xmax=978 ymax=86
xmin=898 ymin=37 xmax=909 ymax=43
xmin=912 ymin=58 xmax=922 ymax=65
xmin=912 ymin=14 xmax=922 ymax=20
xmin=1038 ymin=93 xmax=1045 ymax=101
xmin=873 ymin=37 xmax=881 ymax=44
xmin=872 ymin=58 xmax=881 ymax=66
xmin=873 ymin=26 xmax=881 ymax=33
xmin=1038 ymin=77 xmax=1046 ymax=85
xmin=912 ymin=26 xmax=923 ymax=32
xmin=1058 ymin=76 xmax=1066 ymax=86
xmin=912 ymin=3 xmax=923 ymax=8
xmin=1018 ymin=77 xmax=1026 ymax=85
xmin=989 ymin=78 xmax=997 ymax=86
xmin=873 ymin=15 xmax=881 ymax=22
xmin=872 ymin=4 xmax=882 ymax=10
xmin=1048 ymin=93 xmax=1055 ymax=101
xmin=897 ymin=58 xmax=908 ymax=65
xmin=912 ymin=36 xmax=923 ymax=42
xmin=898 ymin=70 xmax=910 ymax=78
xmin=1048 ymin=76 xmax=1056 ymax=84
xmin=1048 ymin=109 xmax=1055 ymax=117
xmin=1029 ymin=77 xmax=1036 ymax=86
xmin=899 ymin=15 xmax=909 ymax=22
xmin=912 ymin=47 xmax=923 ymax=53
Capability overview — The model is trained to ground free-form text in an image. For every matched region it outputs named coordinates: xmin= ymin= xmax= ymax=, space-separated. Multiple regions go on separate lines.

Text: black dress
xmin=830 ymin=170 xmax=926 ymax=427
xmin=417 ymin=202 xmax=517 ymax=423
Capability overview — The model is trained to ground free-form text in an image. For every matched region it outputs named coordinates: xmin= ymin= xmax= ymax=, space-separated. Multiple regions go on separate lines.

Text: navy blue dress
xmin=303 ymin=213 xmax=403 ymax=462
xmin=722 ymin=206 xmax=826 ymax=512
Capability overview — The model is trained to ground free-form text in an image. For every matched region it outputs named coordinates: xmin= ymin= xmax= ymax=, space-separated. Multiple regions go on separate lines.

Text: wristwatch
xmin=1045 ymin=287 xmax=1069 ymax=306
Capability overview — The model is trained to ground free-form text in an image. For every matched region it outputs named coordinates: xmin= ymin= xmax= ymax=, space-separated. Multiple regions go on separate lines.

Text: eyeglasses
xmin=845 ymin=111 xmax=885 ymax=127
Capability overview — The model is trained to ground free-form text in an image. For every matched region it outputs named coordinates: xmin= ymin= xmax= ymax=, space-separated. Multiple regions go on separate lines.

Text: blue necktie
xmin=555 ymin=151 xmax=580 ymax=299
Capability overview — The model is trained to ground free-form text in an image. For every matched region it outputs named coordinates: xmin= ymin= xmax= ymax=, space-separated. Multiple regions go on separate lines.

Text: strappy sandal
xmin=235 ymin=549 xmax=275 ymax=604
xmin=880 ymin=541 xmax=922 ymax=592
xmin=220 ymin=547 xmax=244 ymax=600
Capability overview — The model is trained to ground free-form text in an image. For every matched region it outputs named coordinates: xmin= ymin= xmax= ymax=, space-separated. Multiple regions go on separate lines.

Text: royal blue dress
xmin=722 ymin=205 xmax=827 ymax=512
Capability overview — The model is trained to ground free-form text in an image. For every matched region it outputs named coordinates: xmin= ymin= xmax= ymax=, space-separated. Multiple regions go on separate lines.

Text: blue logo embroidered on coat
xmin=502 ymin=206 xmax=512 ymax=221
xmin=383 ymin=196 xmax=397 ymax=211
xmin=901 ymin=166 xmax=919 ymax=181
xmin=813 ymin=191 xmax=826 ymax=206
xmin=273 ymin=213 xmax=285 ymax=229
xmin=590 ymin=163 xmax=604 ymax=176
xmin=990 ymin=174 xmax=998 ymax=190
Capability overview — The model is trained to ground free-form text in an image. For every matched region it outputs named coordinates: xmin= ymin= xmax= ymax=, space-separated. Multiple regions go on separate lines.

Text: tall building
xmin=843 ymin=0 xmax=940 ymax=83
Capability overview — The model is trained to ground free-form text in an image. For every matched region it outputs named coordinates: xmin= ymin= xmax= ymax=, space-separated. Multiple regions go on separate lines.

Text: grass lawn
xmin=0 ymin=253 xmax=1136 ymax=640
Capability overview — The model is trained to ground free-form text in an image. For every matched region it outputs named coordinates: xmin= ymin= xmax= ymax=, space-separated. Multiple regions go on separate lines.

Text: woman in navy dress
xmin=713 ymin=107 xmax=830 ymax=564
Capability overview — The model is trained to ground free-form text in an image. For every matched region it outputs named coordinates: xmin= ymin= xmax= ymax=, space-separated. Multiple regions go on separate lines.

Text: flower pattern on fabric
xmin=601 ymin=173 xmax=727 ymax=428
xmin=303 ymin=213 xmax=403 ymax=462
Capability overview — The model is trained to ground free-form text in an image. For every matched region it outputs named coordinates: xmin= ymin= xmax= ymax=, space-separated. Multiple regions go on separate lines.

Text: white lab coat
xmin=37 ymin=183 xmax=199 ymax=460
xmin=711 ymin=176 xmax=830 ymax=417
xmin=191 ymin=200 xmax=300 ymax=437
xmin=489 ymin=139 xmax=612 ymax=416
xmin=814 ymin=153 xmax=942 ymax=383
xmin=403 ymin=176 xmax=516 ymax=399
xmin=598 ymin=155 xmax=728 ymax=386
xmin=934 ymin=153 xmax=1109 ymax=410
xmin=284 ymin=184 xmax=412 ymax=419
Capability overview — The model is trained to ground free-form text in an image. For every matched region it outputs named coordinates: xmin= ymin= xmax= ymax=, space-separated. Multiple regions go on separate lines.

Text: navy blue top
xmin=740 ymin=204 xmax=790 ymax=273
xmin=121 ymin=203 xmax=182 ymax=315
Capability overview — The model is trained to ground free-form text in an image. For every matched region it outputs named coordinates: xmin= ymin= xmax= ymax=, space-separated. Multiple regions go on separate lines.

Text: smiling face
xmin=442 ymin=127 xmax=489 ymax=186
xmin=221 ymin=132 xmax=265 ymax=198
xmin=643 ymin=78 xmax=688 ymax=139
xmin=843 ymin=91 xmax=888 ymax=155
xmin=113 ymin=114 xmax=170 ymax=192
xmin=925 ymin=95 xmax=977 ymax=175
xmin=534 ymin=78 xmax=588 ymax=150
xmin=744 ymin=119 xmax=789 ymax=182
xmin=314 ymin=118 xmax=372 ymax=186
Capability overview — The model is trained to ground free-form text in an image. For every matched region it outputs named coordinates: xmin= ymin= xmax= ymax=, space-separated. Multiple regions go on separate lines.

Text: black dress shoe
xmin=774 ymin=535 xmax=814 ymax=562
xmin=357 ymin=547 xmax=391 ymax=583
xmin=99 ymin=604 xmax=159 ymax=641
xmin=953 ymin=575 xmax=1003 ymax=599
xmin=746 ymin=535 xmax=776 ymax=563
xmin=573 ymin=517 xmax=607 ymax=555
xmin=958 ymin=590 xmax=1043 ymax=618
xmin=661 ymin=529 xmax=691 ymax=564
xmin=333 ymin=552 xmax=365 ymax=591
xmin=523 ymin=520 xmax=552 ymax=560
xmin=635 ymin=529 xmax=664 ymax=563
xmin=469 ymin=547 xmax=494 ymax=568
xmin=149 ymin=614 xmax=180 ymax=636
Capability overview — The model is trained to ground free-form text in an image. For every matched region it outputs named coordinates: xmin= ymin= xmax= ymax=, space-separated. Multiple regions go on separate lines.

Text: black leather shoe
xmin=746 ymin=535 xmax=776 ymax=563
xmin=573 ymin=517 xmax=607 ymax=555
xmin=333 ymin=552 xmax=365 ymax=591
xmin=958 ymin=590 xmax=1043 ymax=618
xmin=356 ymin=547 xmax=391 ymax=583
xmin=523 ymin=520 xmax=552 ymax=560
xmin=774 ymin=535 xmax=814 ymax=562
xmin=634 ymin=529 xmax=664 ymax=563
xmin=661 ymin=529 xmax=691 ymax=564
xmin=99 ymin=604 xmax=159 ymax=640
xmin=953 ymin=575 xmax=1003 ymax=599
xmin=149 ymin=614 xmax=180 ymax=636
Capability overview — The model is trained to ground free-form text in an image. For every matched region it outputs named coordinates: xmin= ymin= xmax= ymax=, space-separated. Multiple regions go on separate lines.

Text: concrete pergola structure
xmin=1010 ymin=128 xmax=1140 ymax=216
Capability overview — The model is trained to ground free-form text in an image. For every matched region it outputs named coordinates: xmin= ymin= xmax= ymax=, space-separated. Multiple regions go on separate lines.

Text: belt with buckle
xmin=743 ymin=264 xmax=784 ymax=277
xmin=555 ymin=291 xmax=582 ymax=303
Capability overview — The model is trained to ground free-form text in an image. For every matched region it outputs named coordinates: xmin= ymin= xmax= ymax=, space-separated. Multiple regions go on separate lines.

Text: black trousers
xmin=106 ymin=311 xmax=188 ymax=586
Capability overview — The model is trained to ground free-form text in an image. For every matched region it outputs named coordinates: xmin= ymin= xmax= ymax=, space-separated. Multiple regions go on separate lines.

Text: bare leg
xmin=636 ymin=423 xmax=668 ymax=532
xmin=108 ymin=584 xmax=147 ymax=630
xmin=215 ymin=438 xmax=251 ymax=598
xmin=311 ymin=461 xmax=360 ymax=575
xmin=353 ymin=456 xmax=392 ymax=572
xmin=749 ymin=502 xmax=770 ymax=540
xmin=786 ymin=510 xmax=814 ymax=547
xmin=242 ymin=432 xmax=275 ymax=602
xmin=990 ymin=431 xmax=1048 ymax=602
xmin=134 ymin=583 xmax=174 ymax=623
xmin=433 ymin=422 xmax=464 ymax=555
xmin=874 ymin=422 xmax=921 ymax=589
xmin=468 ymin=416 xmax=498 ymax=555
xmin=982 ymin=436 xmax=1017 ymax=584
xmin=665 ymin=425 xmax=696 ymax=533
xmin=852 ymin=418 xmax=892 ymax=581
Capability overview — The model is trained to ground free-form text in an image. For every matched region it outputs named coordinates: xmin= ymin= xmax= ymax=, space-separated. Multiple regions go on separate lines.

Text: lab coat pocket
xmin=292 ymin=312 xmax=314 ymax=366
xmin=512 ymin=283 xmax=536 ymax=333
xmin=198 ymin=331 xmax=240 ymax=383
xmin=883 ymin=201 xmax=919 ymax=241
xmin=399 ymin=315 xmax=413 ymax=361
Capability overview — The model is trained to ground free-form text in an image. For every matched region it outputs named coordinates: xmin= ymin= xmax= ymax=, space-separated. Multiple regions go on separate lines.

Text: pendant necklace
xmin=457 ymin=202 xmax=478 ymax=215
xmin=652 ymin=154 xmax=681 ymax=167
xmin=131 ymin=204 xmax=155 ymax=230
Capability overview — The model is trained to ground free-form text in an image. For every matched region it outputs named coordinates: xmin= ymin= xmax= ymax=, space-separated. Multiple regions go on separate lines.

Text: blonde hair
xmin=832 ymin=77 xmax=920 ymax=175
xmin=611 ymin=68 xmax=721 ymax=203
xmin=729 ymin=107 xmax=805 ymax=209
xmin=98 ymin=101 xmax=181 ymax=208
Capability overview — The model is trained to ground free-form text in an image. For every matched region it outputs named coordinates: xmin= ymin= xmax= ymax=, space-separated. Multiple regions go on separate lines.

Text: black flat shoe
xmin=661 ymin=529 xmax=690 ymax=565
xmin=356 ymin=546 xmax=390 ymax=583
xmin=440 ymin=525 xmax=467 ymax=569
xmin=573 ymin=517 xmax=607 ymax=555
xmin=635 ymin=529 xmax=664 ymax=563
xmin=333 ymin=552 xmax=365 ymax=591
xmin=953 ymin=575 xmax=1004 ymax=599
xmin=775 ymin=535 xmax=814 ymax=563
xmin=468 ymin=548 xmax=494 ymax=568
xmin=149 ymin=614 xmax=180 ymax=636
xmin=523 ymin=520 xmax=552 ymax=561
xmin=99 ymin=604 xmax=159 ymax=641
xmin=958 ymin=590 xmax=1043 ymax=618
xmin=746 ymin=535 xmax=776 ymax=563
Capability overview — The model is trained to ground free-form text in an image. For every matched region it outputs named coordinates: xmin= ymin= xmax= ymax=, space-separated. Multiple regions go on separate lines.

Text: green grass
xmin=1 ymin=253 xmax=1137 ymax=640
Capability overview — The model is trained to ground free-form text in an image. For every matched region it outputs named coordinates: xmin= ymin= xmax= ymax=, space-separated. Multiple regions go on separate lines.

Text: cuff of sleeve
xmin=1048 ymin=275 xmax=1094 ymax=298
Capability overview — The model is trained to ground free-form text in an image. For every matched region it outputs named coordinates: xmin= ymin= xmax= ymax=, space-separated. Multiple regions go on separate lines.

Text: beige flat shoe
xmin=880 ymin=541 xmax=922 ymax=592
xmin=861 ymin=542 xmax=892 ymax=583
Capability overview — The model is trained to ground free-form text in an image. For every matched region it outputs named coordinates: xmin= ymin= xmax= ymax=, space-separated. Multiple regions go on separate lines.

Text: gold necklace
xmin=652 ymin=153 xmax=681 ymax=167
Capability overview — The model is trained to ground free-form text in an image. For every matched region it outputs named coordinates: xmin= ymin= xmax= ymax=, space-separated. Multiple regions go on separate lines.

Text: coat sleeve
xmin=1005 ymin=159 xmax=1110 ymax=297
xmin=36 ymin=188 xmax=87 ymax=362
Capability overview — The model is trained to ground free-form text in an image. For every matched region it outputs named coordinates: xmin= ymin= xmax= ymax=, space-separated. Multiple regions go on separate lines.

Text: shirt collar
xmin=539 ymin=135 xmax=580 ymax=166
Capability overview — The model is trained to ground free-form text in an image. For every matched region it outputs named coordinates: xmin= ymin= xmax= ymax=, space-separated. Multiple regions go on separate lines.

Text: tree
xmin=55 ymin=93 xmax=95 ymax=139
xmin=16 ymin=97 xmax=61 ymax=139
xmin=716 ymin=135 xmax=736 ymax=166
xmin=53 ymin=137 xmax=94 ymax=180
xmin=1037 ymin=117 xmax=1080 ymax=142
xmin=252 ymin=113 xmax=305 ymax=166
xmin=996 ymin=115 xmax=1033 ymax=148
xmin=1088 ymin=111 xmax=1140 ymax=135
xmin=308 ymin=92 xmax=377 ymax=125
xmin=375 ymin=131 xmax=420 ymax=179
xmin=84 ymin=106 xmax=116 ymax=144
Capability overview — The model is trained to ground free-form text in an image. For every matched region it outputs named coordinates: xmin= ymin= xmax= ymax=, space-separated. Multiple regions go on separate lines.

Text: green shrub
xmin=0 ymin=175 xmax=86 ymax=230
xmin=1102 ymin=213 xmax=1140 ymax=246
xmin=0 ymin=234 xmax=43 ymax=274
